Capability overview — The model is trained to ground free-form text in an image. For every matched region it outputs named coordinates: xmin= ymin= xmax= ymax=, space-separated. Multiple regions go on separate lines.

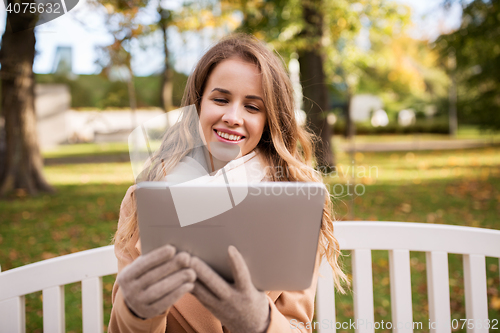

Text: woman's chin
xmin=209 ymin=141 xmax=241 ymax=162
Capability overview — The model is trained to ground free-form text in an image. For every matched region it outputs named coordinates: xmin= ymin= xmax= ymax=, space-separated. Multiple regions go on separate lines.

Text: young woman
xmin=109 ymin=33 xmax=346 ymax=333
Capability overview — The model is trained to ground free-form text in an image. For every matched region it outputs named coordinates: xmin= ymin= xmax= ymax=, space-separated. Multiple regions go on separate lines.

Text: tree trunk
xmin=159 ymin=8 xmax=173 ymax=114
xmin=448 ymin=73 xmax=458 ymax=137
xmin=127 ymin=67 xmax=138 ymax=131
xmin=345 ymin=89 xmax=354 ymax=139
xmin=448 ymin=51 xmax=457 ymax=136
xmin=298 ymin=0 xmax=335 ymax=170
xmin=0 ymin=10 xmax=54 ymax=196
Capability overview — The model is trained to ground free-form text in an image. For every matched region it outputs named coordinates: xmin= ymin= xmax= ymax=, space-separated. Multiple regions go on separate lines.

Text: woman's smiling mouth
xmin=214 ymin=129 xmax=245 ymax=142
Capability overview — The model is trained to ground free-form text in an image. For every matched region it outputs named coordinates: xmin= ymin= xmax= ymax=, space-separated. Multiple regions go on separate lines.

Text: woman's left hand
xmin=190 ymin=246 xmax=270 ymax=333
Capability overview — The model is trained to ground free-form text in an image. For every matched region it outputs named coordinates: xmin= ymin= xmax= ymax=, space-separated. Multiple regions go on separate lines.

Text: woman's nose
xmin=221 ymin=105 xmax=243 ymax=126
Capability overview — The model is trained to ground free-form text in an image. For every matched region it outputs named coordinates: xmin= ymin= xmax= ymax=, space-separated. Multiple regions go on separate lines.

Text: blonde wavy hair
xmin=114 ymin=33 xmax=347 ymax=292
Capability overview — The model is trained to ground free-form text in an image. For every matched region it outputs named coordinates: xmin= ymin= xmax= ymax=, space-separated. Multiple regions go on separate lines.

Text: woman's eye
xmin=214 ymin=98 xmax=227 ymax=104
xmin=246 ymin=105 xmax=260 ymax=112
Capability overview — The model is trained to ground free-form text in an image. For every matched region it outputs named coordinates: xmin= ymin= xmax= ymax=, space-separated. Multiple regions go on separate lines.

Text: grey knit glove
xmin=117 ymin=244 xmax=196 ymax=319
xmin=191 ymin=246 xmax=270 ymax=333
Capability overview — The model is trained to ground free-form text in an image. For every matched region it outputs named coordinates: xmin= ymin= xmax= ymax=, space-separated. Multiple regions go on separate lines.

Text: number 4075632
xmin=5 ymin=2 xmax=61 ymax=14
xmin=451 ymin=319 xmax=499 ymax=330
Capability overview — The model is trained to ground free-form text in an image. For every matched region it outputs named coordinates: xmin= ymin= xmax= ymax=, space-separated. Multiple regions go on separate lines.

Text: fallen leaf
xmin=41 ymin=252 xmax=56 ymax=260
xmin=400 ymin=203 xmax=412 ymax=213
xmin=405 ymin=152 xmax=415 ymax=162
xmin=9 ymin=249 xmax=18 ymax=260
xmin=491 ymin=295 xmax=500 ymax=310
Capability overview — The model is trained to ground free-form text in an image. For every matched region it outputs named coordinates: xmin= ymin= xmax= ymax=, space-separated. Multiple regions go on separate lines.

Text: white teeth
xmin=217 ymin=131 xmax=241 ymax=141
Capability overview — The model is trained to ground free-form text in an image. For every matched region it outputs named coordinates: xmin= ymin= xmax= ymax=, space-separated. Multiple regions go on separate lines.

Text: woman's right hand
xmin=116 ymin=244 xmax=196 ymax=319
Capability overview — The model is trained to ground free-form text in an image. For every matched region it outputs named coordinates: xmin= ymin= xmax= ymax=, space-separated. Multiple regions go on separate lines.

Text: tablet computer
xmin=135 ymin=181 xmax=324 ymax=291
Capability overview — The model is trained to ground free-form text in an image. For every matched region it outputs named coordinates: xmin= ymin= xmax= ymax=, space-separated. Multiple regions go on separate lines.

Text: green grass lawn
xmin=42 ymin=142 xmax=129 ymax=159
xmin=329 ymin=147 xmax=500 ymax=332
xmin=1 ymin=142 xmax=499 ymax=332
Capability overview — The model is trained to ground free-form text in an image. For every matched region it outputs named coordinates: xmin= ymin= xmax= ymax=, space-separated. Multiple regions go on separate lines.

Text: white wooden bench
xmin=317 ymin=222 xmax=500 ymax=333
xmin=0 ymin=246 xmax=117 ymax=333
xmin=1 ymin=222 xmax=499 ymax=333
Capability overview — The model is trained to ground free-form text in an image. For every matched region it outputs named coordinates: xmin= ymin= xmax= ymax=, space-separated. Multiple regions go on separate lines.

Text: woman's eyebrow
xmin=246 ymin=95 xmax=264 ymax=103
xmin=211 ymin=87 xmax=231 ymax=95
xmin=211 ymin=87 xmax=264 ymax=103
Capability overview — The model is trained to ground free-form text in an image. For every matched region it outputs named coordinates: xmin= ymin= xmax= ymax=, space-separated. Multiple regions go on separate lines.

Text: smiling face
xmin=199 ymin=57 xmax=267 ymax=163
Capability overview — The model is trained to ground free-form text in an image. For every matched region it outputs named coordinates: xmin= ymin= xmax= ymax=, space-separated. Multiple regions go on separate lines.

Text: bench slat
xmin=82 ymin=276 xmax=104 ymax=333
xmin=316 ymin=258 xmax=336 ymax=333
xmin=463 ymin=254 xmax=488 ymax=333
xmin=0 ymin=296 xmax=25 ymax=333
xmin=352 ymin=249 xmax=374 ymax=333
xmin=389 ymin=249 xmax=413 ymax=333
xmin=43 ymin=285 xmax=65 ymax=333
xmin=426 ymin=251 xmax=451 ymax=333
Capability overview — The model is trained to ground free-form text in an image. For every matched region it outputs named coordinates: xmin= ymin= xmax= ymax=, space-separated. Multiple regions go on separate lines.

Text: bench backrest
xmin=1 ymin=222 xmax=499 ymax=333
xmin=316 ymin=222 xmax=500 ymax=333
xmin=0 ymin=246 xmax=117 ymax=333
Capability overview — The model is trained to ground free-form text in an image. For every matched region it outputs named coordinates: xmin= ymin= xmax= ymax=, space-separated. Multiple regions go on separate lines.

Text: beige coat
xmin=109 ymin=177 xmax=321 ymax=333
